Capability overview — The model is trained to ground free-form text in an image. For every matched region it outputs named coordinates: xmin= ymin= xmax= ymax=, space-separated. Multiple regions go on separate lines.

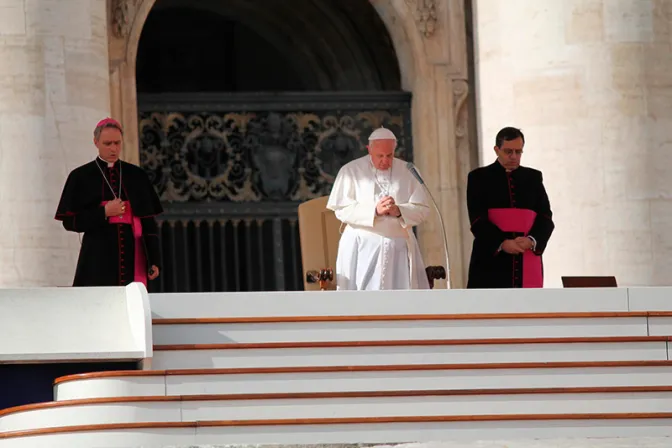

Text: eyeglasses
xmin=498 ymin=149 xmax=523 ymax=156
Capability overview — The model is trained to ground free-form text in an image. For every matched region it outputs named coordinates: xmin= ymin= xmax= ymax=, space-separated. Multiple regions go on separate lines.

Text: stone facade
xmin=473 ymin=0 xmax=672 ymax=287
xmin=9 ymin=0 xmax=668 ymax=290
xmin=0 ymin=0 xmax=475 ymax=288
xmin=0 ymin=0 xmax=111 ymax=286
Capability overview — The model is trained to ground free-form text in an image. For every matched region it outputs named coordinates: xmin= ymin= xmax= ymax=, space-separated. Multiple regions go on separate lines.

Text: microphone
xmin=406 ymin=162 xmax=451 ymax=289
xmin=406 ymin=162 xmax=425 ymax=185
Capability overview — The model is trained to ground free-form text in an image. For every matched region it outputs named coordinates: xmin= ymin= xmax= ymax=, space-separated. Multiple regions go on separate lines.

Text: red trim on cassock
xmin=103 ymin=200 xmax=147 ymax=287
xmin=54 ymin=211 xmax=77 ymax=221
xmin=506 ymin=172 xmax=515 ymax=207
xmin=117 ymin=223 xmax=123 ymax=286
xmin=504 ymin=173 xmax=517 ymax=286
xmin=135 ymin=213 xmax=161 ymax=219
xmin=54 ymin=211 xmax=82 ymax=231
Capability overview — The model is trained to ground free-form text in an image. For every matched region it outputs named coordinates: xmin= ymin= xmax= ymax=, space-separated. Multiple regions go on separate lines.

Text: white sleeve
xmin=326 ymin=166 xmax=376 ymax=228
xmin=396 ymin=170 xmax=430 ymax=228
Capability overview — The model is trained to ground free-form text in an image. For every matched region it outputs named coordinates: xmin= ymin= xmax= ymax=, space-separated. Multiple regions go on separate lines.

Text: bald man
xmin=55 ymin=118 xmax=163 ymax=287
xmin=326 ymin=127 xmax=430 ymax=290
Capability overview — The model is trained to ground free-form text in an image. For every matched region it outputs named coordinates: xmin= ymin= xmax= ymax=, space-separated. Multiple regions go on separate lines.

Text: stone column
xmin=0 ymin=0 xmax=111 ymax=286
xmin=473 ymin=0 xmax=672 ymax=287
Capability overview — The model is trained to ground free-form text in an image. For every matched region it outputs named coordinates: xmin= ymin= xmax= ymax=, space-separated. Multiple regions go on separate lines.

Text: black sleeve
xmin=467 ymin=170 xmax=506 ymax=254
xmin=528 ymin=171 xmax=555 ymax=255
xmin=55 ymin=171 xmax=108 ymax=233
xmin=141 ymin=216 xmax=162 ymax=270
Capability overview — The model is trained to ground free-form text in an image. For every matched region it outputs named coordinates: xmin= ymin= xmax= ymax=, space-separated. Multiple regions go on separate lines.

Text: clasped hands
xmin=376 ymin=196 xmax=401 ymax=217
xmin=104 ymin=198 xmax=126 ymax=217
xmin=501 ymin=237 xmax=534 ymax=255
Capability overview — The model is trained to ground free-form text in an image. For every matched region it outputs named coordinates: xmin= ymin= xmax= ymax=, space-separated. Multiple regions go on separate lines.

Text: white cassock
xmin=326 ymin=155 xmax=431 ymax=290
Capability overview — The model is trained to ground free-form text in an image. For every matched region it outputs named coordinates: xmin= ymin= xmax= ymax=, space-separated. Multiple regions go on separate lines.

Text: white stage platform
xmin=2 ymin=286 xmax=672 ymax=447
xmin=0 ymin=283 xmax=152 ymax=363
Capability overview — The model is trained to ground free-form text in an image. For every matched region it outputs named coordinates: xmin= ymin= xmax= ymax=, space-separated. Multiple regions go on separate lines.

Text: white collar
xmin=98 ymin=156 xmax=115 ymax=168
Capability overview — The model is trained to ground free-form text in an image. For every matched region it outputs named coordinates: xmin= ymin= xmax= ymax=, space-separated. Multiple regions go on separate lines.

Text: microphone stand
xmin=406 ymin=162 xmax=451 ymax=289
xmin=424 ymin=186 xmax=452 ymax=289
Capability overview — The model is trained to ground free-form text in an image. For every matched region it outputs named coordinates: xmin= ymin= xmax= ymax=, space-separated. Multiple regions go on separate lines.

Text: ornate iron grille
xmin=138 ymin=92 xmax=413 ymax=293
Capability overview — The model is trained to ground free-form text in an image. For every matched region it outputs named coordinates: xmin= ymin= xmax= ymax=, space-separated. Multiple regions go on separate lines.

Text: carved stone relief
xmin=452 ymin=78 xmax=469 ymax=146
xmin=405 ymin=0 xmax=438 ymax=37
xmin=111 ymin=0 xmax=136 ymax=38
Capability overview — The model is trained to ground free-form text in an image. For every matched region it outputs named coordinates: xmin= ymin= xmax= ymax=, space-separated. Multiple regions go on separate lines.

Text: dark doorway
xmin=136 ymin=7 xmax=304 ymax=92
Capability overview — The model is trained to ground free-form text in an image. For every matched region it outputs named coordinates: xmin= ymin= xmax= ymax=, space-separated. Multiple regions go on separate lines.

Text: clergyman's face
xmin=494 ymin=136 xmax=524 ymax=171
xmin=367 ymin=139 xmax=395 ymax=170
xmin=95 ymin=127 xmax=123 ymax=163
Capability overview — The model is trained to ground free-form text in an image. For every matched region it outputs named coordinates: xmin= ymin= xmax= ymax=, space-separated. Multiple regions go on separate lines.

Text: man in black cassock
xmin=466 ymin=127 xmax=554 ymax=289
xmin=55 ymin=118 xmax=163 ymax=287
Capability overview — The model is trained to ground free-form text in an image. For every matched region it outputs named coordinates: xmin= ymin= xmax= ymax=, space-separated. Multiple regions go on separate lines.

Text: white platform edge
xmin=628 ymin=288 xmax=672 ymax=311
xmin=0 ymin=285 xmax=151 ymax=363
xmin=125 ymin=282 xmax=153 ymax=368
xmin=149 ymin=288 xmax=634 ymax=318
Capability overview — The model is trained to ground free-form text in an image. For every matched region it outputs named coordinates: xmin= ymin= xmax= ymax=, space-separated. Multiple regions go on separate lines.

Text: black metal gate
xmin=138 ymin=92 xmax=413 ymax=293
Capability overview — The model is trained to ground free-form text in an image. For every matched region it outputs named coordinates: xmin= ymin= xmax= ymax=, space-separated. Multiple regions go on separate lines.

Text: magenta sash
xmin=102 ymin=201 xmax=147 ymax=287
xmin=488 ymin=208 xmax=543 ymax=288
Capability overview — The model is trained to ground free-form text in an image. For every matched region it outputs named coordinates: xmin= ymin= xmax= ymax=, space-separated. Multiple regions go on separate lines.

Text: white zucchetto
xmin=368 ymin=126 xmax=397 ymax=141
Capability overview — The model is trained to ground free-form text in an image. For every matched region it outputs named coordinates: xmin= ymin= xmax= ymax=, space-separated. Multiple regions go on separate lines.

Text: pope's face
xmin=95 ymin=127 xmax=123 ymax=164
xmin=368 ymin=139 xmax=395 ymax=170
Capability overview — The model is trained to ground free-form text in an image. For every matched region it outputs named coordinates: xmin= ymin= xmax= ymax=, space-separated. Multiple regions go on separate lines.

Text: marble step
xmin=54 ymin=360 xmax=672 ymax=401
xmin=150 ymin=336 xmax=670 ymax=370
xmin=7 ymin=387 xmax=672 ymax=433
xmin=4 ymin=413 xmax=672 ymax=447
xmin=151 ymin=312 xmax=672 ymax=344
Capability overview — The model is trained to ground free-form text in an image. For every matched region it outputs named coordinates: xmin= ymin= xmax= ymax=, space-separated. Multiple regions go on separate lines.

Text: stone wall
xmin=473 ymin=0 xmax=672 ymax=287
xmin=0 ymin=0 xmax=111 ymax=286
xmin=0 ymin=0 xmax=477 ymax=288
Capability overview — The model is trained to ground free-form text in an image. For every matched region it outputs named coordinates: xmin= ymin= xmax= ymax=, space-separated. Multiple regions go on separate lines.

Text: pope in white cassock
xmin=326 ymin=127 xmax=431 ymax=290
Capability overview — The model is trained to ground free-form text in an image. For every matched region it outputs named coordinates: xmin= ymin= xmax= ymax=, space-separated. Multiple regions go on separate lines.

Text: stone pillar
xmin=0 ymin=0 xmax=111 ymax=286
xmin=473 ymin=0 xmax=672 ymax=287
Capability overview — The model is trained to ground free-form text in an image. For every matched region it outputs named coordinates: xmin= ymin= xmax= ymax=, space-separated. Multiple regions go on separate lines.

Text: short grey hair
xmin=94 ymin=122 xmax=123 ymax=141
